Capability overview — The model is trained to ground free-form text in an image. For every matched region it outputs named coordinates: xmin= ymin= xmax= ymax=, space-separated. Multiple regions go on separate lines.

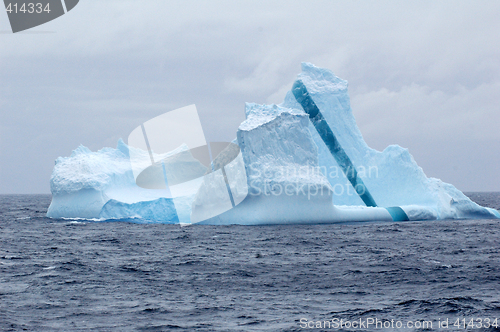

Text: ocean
xmin=1 ymin=193 xmax=499 ymax=331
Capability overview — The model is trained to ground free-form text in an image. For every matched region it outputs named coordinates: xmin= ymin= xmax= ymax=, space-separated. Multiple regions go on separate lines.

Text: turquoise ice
xmin=46 ymin=63 xmax=500 ymax=224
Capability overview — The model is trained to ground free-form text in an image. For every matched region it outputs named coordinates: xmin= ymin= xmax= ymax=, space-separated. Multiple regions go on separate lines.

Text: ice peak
xmin=70 ymin=144 xmax=92 ymax=157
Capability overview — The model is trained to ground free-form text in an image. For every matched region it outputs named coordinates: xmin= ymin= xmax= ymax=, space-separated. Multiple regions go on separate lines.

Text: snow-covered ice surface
xmin=46 ymin=63 xmax=500 ymax=224
xmin=47 ymin=140 xmax=191 ymax=221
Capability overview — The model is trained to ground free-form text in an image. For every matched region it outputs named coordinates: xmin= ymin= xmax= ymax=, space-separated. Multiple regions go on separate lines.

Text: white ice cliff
xmin=46 ymin=63 xmax=500 ymax=224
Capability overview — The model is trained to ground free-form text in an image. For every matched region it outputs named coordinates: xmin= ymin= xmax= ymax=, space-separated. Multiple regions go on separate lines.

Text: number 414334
xmin=453 ymin=318 xmax=498 ymax=329
xmin=6 ymin=3 xmax=51 ymax=14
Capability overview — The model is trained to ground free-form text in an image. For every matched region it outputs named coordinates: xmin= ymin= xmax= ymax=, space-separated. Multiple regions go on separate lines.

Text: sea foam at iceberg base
xmin=47 ymin=63 xmax=500 ymax=224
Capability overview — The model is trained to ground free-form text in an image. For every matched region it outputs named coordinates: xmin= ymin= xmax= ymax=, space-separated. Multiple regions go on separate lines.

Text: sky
xmin=0 ymin=0 xmax=499 ymax=194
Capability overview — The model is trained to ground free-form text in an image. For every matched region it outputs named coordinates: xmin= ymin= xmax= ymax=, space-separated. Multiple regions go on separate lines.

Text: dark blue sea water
xmin=1 ymin=193 xmax=500 ymax=332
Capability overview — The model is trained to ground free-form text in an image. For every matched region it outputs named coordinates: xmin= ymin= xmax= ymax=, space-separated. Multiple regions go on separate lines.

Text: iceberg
xmin=46 ymin=63 xmax=500 ymax=224
xmin=47 ymin=140 xmax=184 ymax=220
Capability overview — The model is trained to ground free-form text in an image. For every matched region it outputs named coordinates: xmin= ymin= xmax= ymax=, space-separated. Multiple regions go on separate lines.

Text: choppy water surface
xmin=1 ymin=193 xmax=500 ymax=331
